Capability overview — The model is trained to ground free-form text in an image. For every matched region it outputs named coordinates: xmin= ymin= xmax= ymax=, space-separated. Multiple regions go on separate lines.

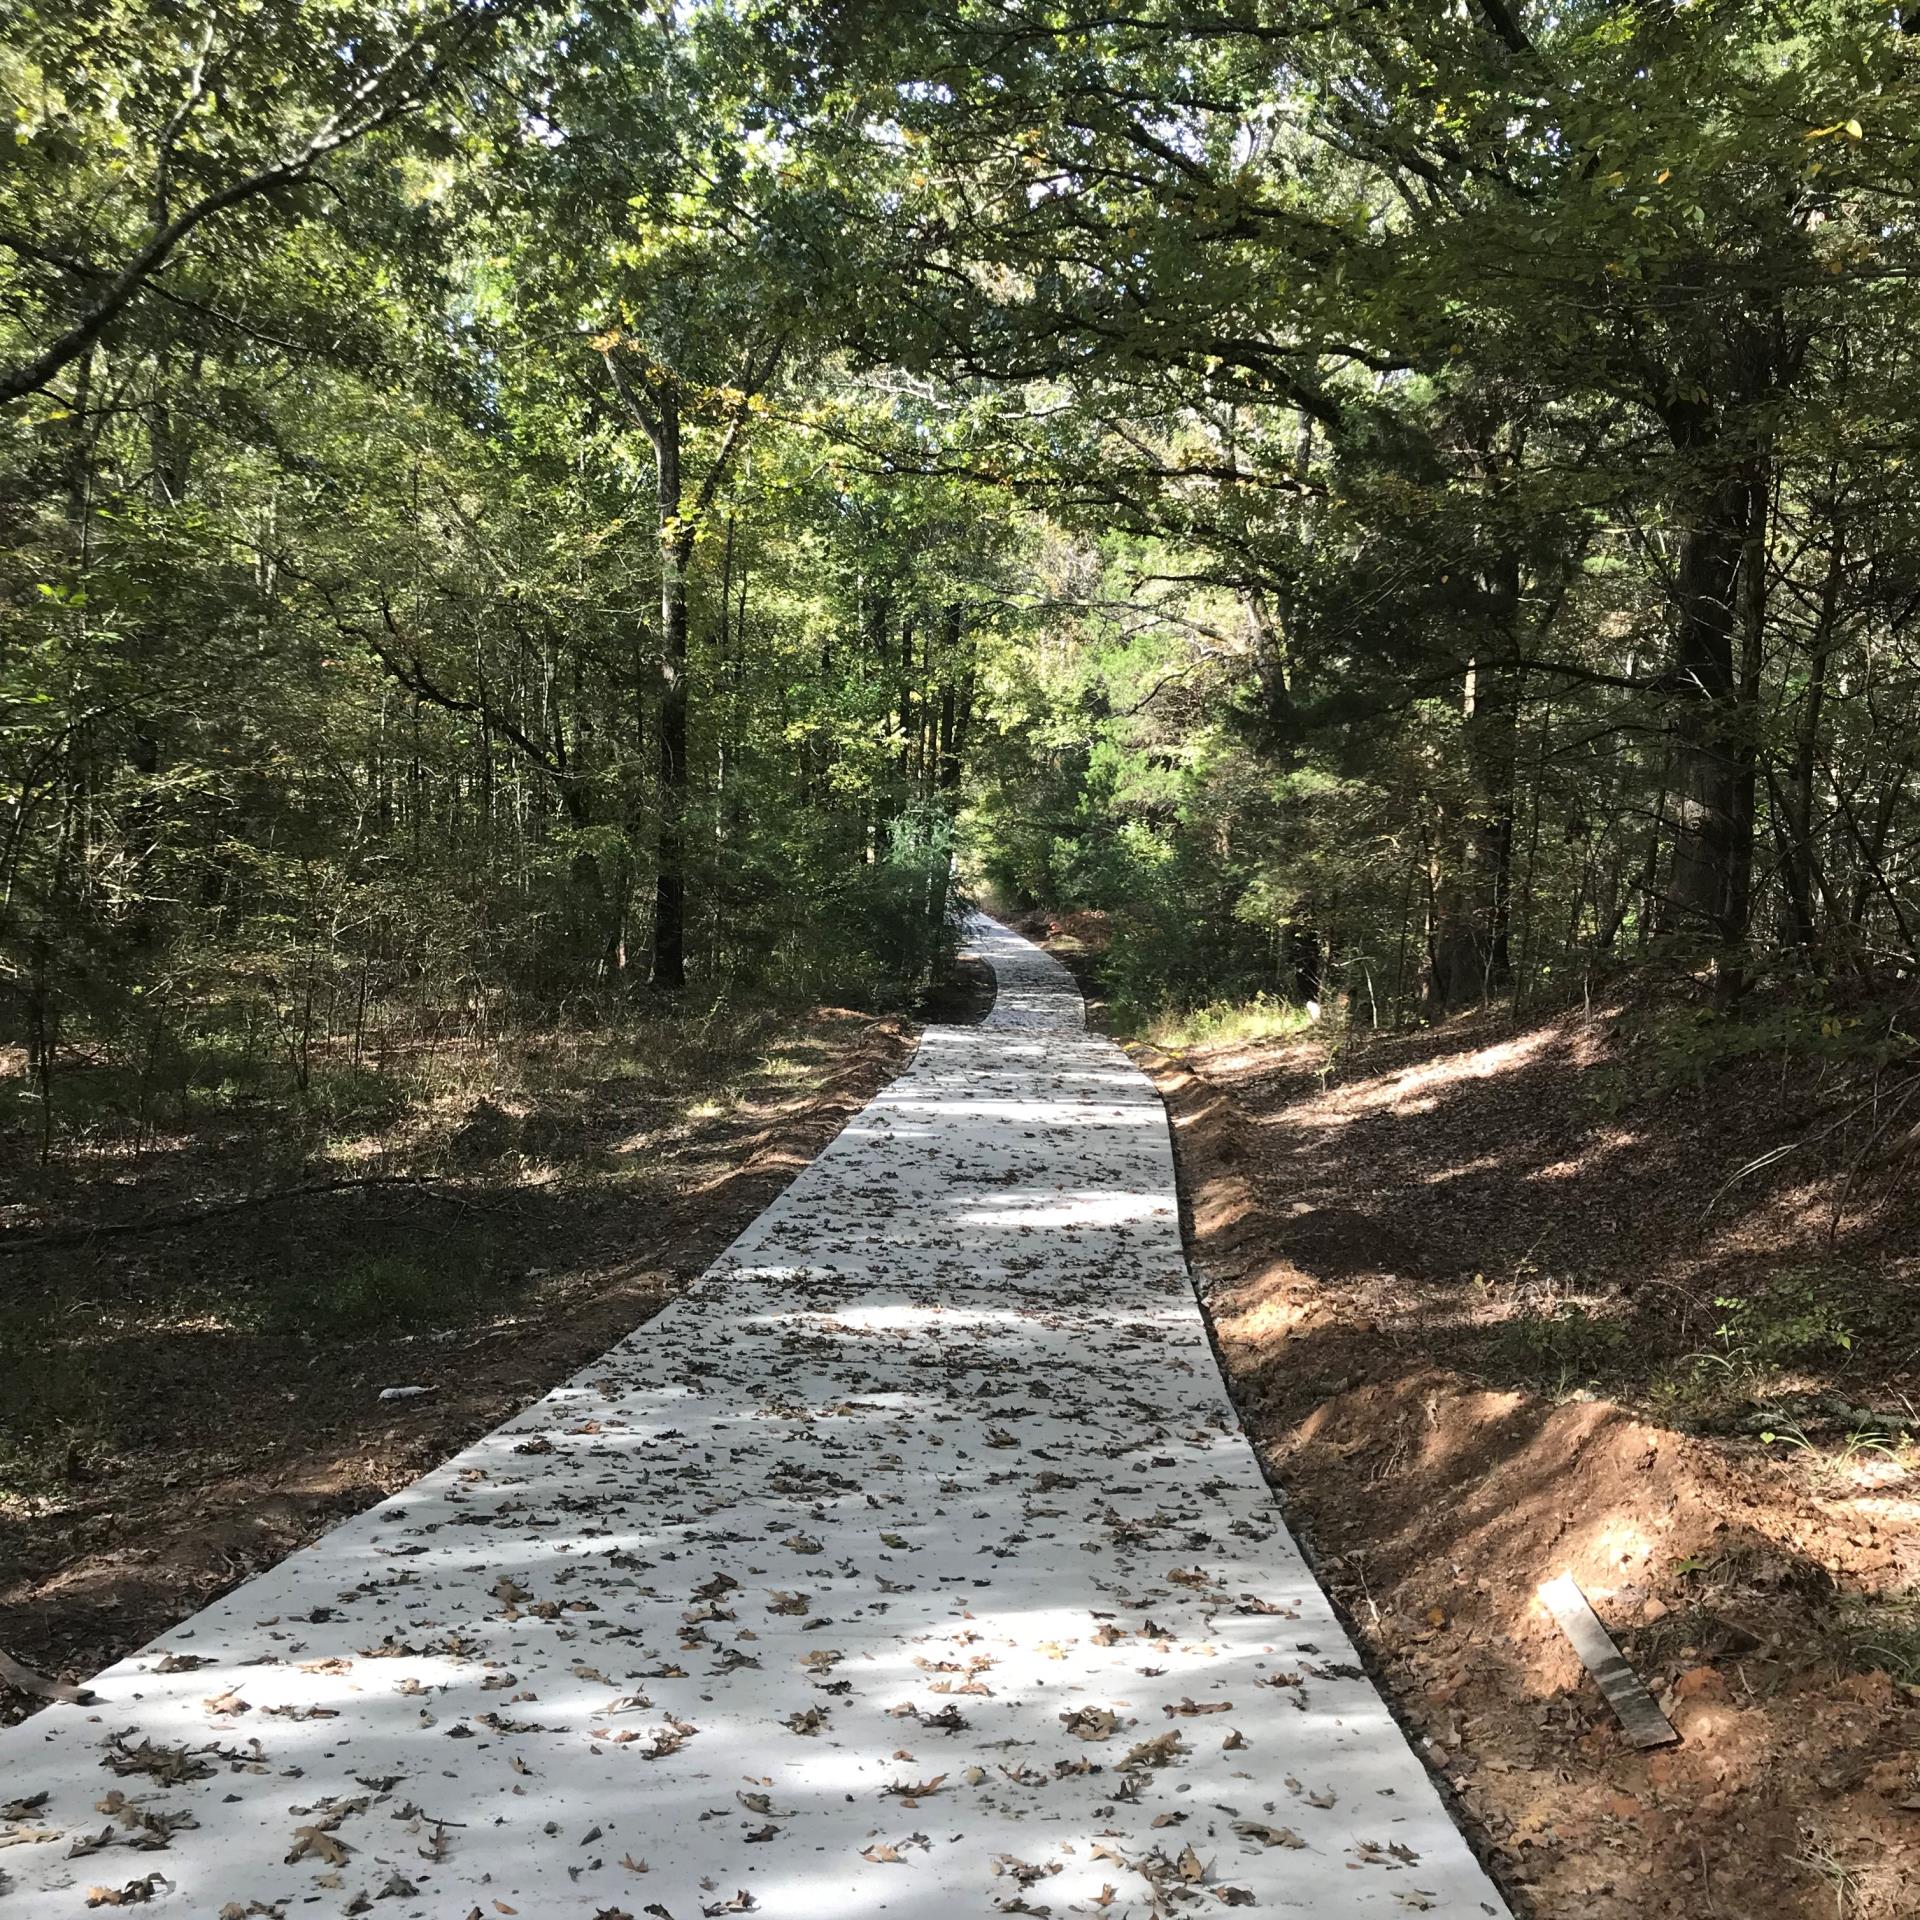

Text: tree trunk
xmin=1780 ymin=518 xmax=1842 ymax=961
xmin=651 ymin=390 xmax=690 ymax=992
xmin=1660 ymin=460 xmax=1758 ymax=966
xmin=1426 ymin=581 xmax=1520 ymax=1009
xmin=936 ymin=604 xmax=970 ymax=794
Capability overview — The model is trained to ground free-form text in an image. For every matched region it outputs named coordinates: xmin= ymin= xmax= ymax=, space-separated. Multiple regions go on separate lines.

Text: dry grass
xmin=0 ymin=996 xmax=922 ymax=1709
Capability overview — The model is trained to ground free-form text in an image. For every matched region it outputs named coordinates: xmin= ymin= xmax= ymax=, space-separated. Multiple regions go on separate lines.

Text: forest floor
xmin=0 ymin=976 xmax=994 ymax=1720
xmin=1013 ymin=908 xmax=1920 ymax=1920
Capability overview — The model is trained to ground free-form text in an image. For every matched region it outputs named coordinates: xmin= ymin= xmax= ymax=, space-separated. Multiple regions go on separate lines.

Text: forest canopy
xmin=5 ymin=0 xmax=1920 ymax=1116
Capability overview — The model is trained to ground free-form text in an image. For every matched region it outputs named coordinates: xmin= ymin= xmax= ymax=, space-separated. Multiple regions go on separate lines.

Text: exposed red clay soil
xmin=1014 ymin=907 xmax=1920 ymax=1920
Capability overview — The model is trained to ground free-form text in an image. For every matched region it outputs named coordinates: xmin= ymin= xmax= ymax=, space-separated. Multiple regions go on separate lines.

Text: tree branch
xmin=0 ymin=1 xmax=513 ymax=408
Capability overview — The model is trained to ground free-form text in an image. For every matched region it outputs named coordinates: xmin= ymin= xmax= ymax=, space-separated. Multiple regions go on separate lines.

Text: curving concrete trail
xmin=0 ymin=917 xmax=1510 ymax=1919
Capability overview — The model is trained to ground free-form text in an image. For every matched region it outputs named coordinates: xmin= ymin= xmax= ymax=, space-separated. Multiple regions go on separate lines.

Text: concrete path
xmin=0 ymin=917 xmax=1510 ymax=1919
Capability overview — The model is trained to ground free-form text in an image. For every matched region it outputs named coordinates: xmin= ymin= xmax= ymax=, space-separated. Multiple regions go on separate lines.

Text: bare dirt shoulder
xmin=1014 ymin=910 xmax=1920 ymax=1920
xmin=0 ymin=1004 xmax=927 ymax=1720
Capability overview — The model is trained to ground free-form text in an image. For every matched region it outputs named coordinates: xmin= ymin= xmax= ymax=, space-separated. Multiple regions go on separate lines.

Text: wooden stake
xmin=1539 ymin=1573 xmax=1679 ymax=1749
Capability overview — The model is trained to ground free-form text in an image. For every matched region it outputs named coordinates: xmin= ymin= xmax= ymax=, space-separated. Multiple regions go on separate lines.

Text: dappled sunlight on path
xmin=0 ymin=918 xmax=1509 ymax=1918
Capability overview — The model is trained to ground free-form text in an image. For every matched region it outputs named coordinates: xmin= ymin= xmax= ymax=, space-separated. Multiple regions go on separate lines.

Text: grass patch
xmin=1689 ymin=1266 xmax=1861 ymax=1381
xmin=0 ymin=994 xmax=900 ymax=1508
xmin=0 ymin=1328 xmax=120 ymax=1501
xmin=1834 ymin=1590 xmax=1920 ymax=1686
xmin=262 ymin=1244 xmax=518 ymax=1334
xmin=1137 ymin=993 xmax=1316 ymax=1051
xmin=1488 ymin=1297 xmax=1631 ymax=1388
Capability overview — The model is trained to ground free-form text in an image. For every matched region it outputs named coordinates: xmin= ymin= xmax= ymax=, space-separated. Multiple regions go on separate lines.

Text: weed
xmin=1832 ymin=1422 xmax=1903 ymax=1471
xmin=1746 ymin=1410 xmax=1910 ymax=1488
xmin=1595 ymin=1001 xmax=1901 ymax=1116
xmin=0 ymin=1330 xmax=119 ymax=1500
xmin=1687 ymin=1268 xmax=1857 ymax=1393
xmin=1491 ymin=1298 xmax=1628 ymax=1382
xmin=1832 ymin=1591 xmax=1920 ymax=1687
xmin=1793 ymin=1835 xmax=1865 ymax=1918
xmin=262 ymin=1247 xmax=514 ymax=1334
xmin=1139 ymin=993 xmax=1315 ymax=1052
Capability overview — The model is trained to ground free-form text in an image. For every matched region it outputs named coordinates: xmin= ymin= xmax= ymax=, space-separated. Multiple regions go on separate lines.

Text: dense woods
xmin=8 ymin=16 xmax=1920 ymax=1904
xmin=4 ymin=0 xmax=1920 ymax=1118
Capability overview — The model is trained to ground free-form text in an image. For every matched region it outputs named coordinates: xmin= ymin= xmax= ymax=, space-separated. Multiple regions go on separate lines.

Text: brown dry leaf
xmin=1234 ymin=1822 xmax=1306 ymax=1850
xmin=85 ymin=1876 xmax=169 ymax=1908
xmin=1164 ymin=1697 xmax=1231 ymax=1716
xmin=286 ymin=1826 xmax=350 ymax=1867
xmin=101 ymin=1740 xmax=215 ymax=1786
xmin=883 ymin=1775 xmax=947 ymax=1805
xmin=862 ymin=1842 xmax=905 ymax=1864
xmin=643 ymin=1716 xmax=696 ymax=1760
xmin=1121 ymin=1731 xmax=1186 ymax=1770
xmin=1061 ymin=1706 xmax=1120 ymax=1741
xmin=0 ymin=1826 xmax=62 ymax=1849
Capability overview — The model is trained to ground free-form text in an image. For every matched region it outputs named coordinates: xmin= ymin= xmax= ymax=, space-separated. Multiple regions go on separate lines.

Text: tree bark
xmin=1426 ymin=555 xmax=1521 ymax=1008
xmin=598 ymin=334 xmax=782 ymax=990
xmin=1659 ymin=457 xmax=1759 ymax=965
xmin=652 ymin=387 xmax=691 ymax=992
xmin=1780 ymin=518 xmax=1842 ymax=960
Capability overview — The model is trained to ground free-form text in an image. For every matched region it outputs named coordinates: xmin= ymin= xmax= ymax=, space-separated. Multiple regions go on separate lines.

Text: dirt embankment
xmin=1018 ymin=910 xmax=1920 ymax=1920
xmin=1152 ymin=1029 xmax=1920 ymax=1920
